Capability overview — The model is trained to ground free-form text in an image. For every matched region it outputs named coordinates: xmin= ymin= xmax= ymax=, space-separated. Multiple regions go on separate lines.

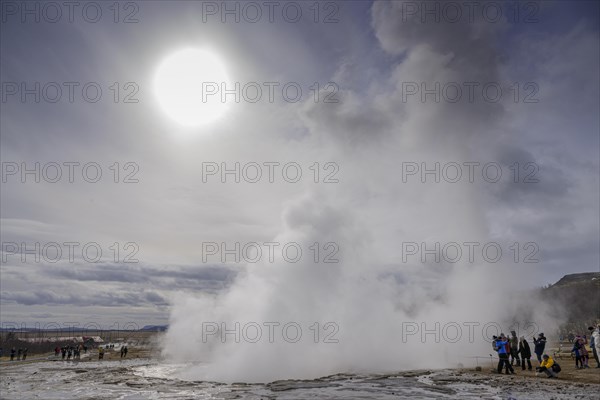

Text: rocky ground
xmin=0 ymin=355 xmax=598 ymax=399
xmin=1 ymin=343 xmax=599 ymax=399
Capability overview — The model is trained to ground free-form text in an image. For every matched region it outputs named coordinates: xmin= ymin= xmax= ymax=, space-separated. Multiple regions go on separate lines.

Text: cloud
xmin=1 ymin=289 xmax=160 ymax=307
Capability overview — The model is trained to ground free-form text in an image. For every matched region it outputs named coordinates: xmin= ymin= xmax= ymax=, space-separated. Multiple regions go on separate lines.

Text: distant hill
xmin=0 ymin=325 xmax=169 ymax=332
xmin=540 ymin=272 xmax=600 ymax=333
xmin=551 ymin=272 xmax=600 ymax=288
xmin=140 ymin=325 xmax=168 ymax=332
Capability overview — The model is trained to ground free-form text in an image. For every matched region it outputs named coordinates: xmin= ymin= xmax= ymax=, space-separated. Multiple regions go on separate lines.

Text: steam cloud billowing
xmin=161 ymin=1 xmax=595 ymax=382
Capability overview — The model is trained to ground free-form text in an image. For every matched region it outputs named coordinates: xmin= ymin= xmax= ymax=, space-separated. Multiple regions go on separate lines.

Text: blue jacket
xmin=496 ymin=340 xmax=509 ymax=354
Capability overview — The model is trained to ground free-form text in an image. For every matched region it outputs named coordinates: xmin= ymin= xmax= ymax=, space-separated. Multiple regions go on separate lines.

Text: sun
xmin=154 ymin=48 xmax=231 ymax=127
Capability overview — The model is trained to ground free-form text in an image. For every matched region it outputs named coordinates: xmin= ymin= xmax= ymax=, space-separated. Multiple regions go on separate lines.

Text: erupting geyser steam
xmin=162 ymin=1 xmax=561 ymax=382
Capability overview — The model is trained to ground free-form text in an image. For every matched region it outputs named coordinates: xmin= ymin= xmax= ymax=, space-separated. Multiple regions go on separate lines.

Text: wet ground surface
xmin=1 ymin=358 xmax=599 ymax=399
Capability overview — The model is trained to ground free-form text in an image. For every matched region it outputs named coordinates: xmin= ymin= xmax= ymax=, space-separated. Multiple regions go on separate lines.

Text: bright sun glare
xmin=154 ymin=48 xmax=230 ymax=127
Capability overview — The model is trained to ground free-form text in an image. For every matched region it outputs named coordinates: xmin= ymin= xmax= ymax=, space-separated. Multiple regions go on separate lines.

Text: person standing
xmin=16 ymin=348 xmax=22 ymax=361
xmin=22 ymin=348 xmax=28 ymax=361
xmin=579 ymin=335 xmax=590 ymax=368
xmin=592 ymin=326 xmax=600 ymax=368
xmin=572 ymin=335 xmax=586 ymax=368
xmin=509 ymin=331 xmax=520 ymax=366
xmin=496 ymin=334 xmax=515 ymax=374
xmin=10 ymin=348 xmax=15 ymax=361
xmin=518 ymin=336 xmax=533 ymax=371
xmin=533 ymin=333 xmax=547 ymax=363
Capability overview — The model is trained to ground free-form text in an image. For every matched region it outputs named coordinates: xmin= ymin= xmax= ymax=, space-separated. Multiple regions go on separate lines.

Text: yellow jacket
xmin=540 ymin=356 xmax=554 ymax=368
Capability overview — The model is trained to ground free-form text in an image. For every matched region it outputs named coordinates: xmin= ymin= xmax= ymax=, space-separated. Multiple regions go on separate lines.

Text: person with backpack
xmin=537 ymin=354 xmax=560 ymax=378
xmin=533 ymin=333 xmax=547 ymax=363
xmin=572 ymin=336 xmax=584 ymax=369
xmin=518 ymin=336 xmax=533 ymax=371
xmin=496 ymin=334 xmax=515 ymax=375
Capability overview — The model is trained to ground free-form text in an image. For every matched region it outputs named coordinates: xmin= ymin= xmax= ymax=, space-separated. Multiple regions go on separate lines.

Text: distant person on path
xmin=22 ymin=348 xmax=28 ymax=361
xmin=98 ymin=347 xmax=104 ymax=360
xmin=533 ymin=333 xmax=547 ymax=363
xmin=518 ymin=336 xmax=533 ymax=371
xmin=591 ymin=326 xmax=600 ymax=368
xmin=120 ymin=346 xmax=125 ymax=358
xmin=537 ymin=354 xmax=560 ymax=378
xmin=509 ymin=331 xmax=520 ymax=366
xmin=123 ymin=346 xmax=128 ymax=358
xmin=10 ymin=348 xmax=15 ymax=361
xmin=496 ymin=334 xmax=515 ymax=375
xmin=61 ymin=347 xmax=66 ymax=360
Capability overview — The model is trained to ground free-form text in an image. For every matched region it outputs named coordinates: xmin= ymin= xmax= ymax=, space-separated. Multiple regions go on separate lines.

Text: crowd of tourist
xmin=0 ymin=342 xmax=131 ymax=362
xmin=6 ymin=347 xmax=28 ymax=361
xmin=492 ymin=325 xmax=600 ymax=378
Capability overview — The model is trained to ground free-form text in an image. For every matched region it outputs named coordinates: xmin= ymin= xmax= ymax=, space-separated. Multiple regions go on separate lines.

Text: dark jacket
xmin=572 ymin=341 xmax=582 ymax=357
xmin=519 ymin=339 xmax=532 ymax=358
xmin=509 ymin=335 xmax=519 ymax=351
xmin=533 ymin=336 xmax=546 ymax=355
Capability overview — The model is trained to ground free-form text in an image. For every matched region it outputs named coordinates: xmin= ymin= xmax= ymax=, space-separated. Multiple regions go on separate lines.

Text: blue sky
xmin=1 ymin=1 xmax=598 ymax=329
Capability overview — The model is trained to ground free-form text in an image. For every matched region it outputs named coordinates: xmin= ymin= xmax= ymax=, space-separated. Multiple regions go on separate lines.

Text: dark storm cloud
xmin=44 ymin=263 xmax=237 ymax=286
xmin=1 ymin=263 xmax=237 ymax=307
xmin=1 ymin=289 xmax=167 ymax=307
